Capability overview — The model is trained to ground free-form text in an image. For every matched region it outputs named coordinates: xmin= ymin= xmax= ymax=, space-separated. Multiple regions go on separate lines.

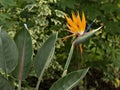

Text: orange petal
xmin=77 ymin=12 xmax=83 ymax=32
xmin=82 ymin=12 xmax=86 ymax=32
xmin=72 ymin=11 xmax=77 ymax=24
xmin=67 ymin=25 xmax=77 ymax=33
xmin=65 ymin=14 xmax=78 ymax=33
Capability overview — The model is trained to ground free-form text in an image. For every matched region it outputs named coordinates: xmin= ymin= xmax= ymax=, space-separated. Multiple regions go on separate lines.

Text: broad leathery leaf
xmin=74 ymin=26 xmax=103 ymax=45
xmin=0 ymin=76 xmax=14 ymax=90
xmin=50 ymin=68 xmax=89 ymax=90
xmin=0 ymin=29 xmax=18 ymax=73
xmin=34 ymin=32 xmax=58 ymax=77
xmin=12 ymin=28 xmax=32 ymax=80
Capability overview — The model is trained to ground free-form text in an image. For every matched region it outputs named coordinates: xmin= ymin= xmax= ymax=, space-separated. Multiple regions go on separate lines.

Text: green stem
xmin=35 ymin=76 xmax=42 ymax=90
xmin=62 ymin=44 xmax=74 ymax=77
xmin=78 ymin=45 xmax=84 ymax=89
xmin=35 ymin=79 xmax=40 ymax=90
xmin=35 ymin=70 xmax=44 ymax=90
xmin=18 ymin=80 xmax=21 ymax=90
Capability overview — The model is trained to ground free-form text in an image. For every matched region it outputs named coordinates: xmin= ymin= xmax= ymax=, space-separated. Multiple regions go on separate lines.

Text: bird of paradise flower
xmin=63 ymin=11 xmax=102 ymax=54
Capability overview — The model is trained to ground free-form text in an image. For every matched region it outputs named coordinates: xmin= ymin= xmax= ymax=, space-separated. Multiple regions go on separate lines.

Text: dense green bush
xmin=0 ymin=0 xmax=120 ymax=90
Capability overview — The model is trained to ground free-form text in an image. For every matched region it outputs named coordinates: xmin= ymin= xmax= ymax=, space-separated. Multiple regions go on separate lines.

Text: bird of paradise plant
xmin=62 ymin=11 xmax=103 ymax=77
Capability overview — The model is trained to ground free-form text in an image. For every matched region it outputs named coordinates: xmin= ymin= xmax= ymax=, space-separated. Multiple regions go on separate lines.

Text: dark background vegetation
xmin=0 ymin=0 xmax=120 ymax=90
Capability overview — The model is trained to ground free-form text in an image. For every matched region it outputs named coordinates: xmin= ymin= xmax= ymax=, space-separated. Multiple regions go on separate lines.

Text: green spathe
xmin=74 ymin=26 xmax=103 ymax=45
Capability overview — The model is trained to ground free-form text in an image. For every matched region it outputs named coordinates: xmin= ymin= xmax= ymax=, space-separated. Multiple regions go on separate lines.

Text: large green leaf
xmin=12 ymin=28 xmax=32 ymax=80
xmin=34 ymin=32 xmax=58 ymax=89
xmin=0 ymin=29 xmax=18 ymax=73
xmin=34 ymin=32 xmax=58 ymax=77
xmin=74 ymin=26 xmax=103 ymax=45
xmin=50 ymin=68 xmax=89 ymax=90
xmin=0 ymin=76 xmax=14 ymax=90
